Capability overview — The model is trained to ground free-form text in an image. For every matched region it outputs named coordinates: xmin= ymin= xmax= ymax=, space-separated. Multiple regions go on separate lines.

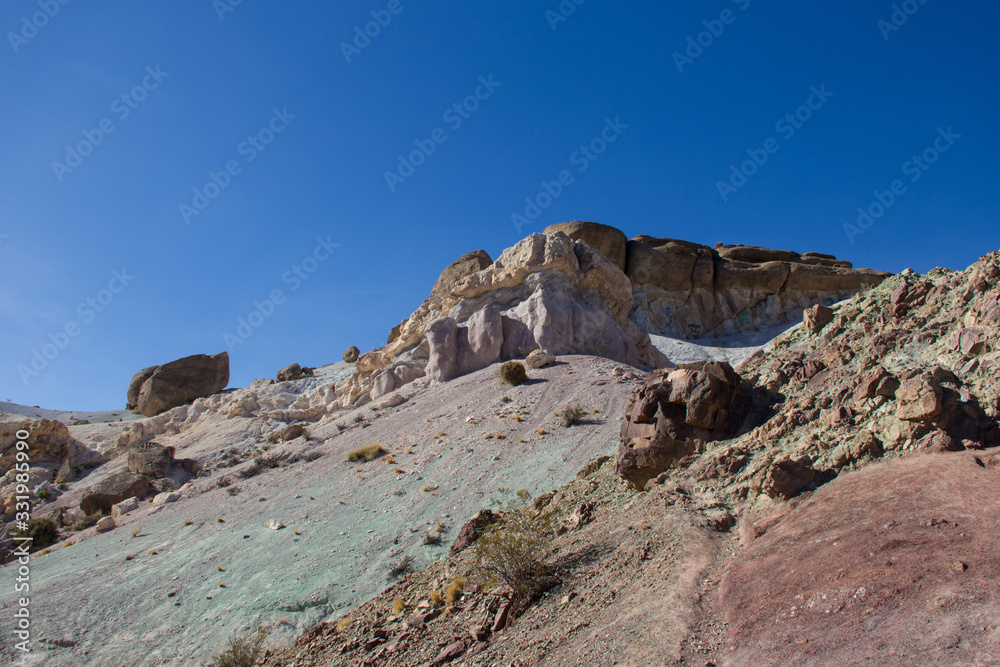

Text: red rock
xmin=803 ymin=304 xmax=834 ymax=333
xmin=761 ymin=457 xmax=817 ymax=500
xmin=492 ymin=601 xmax=513 ymax=633
xmin=721 ymin=449 xmax=1000 ymax=666
xmin=946 ymin=327 xmax=991 ymax=356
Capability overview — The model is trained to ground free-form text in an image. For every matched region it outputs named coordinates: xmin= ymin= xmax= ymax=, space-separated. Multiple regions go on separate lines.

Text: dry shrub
xmin=472 ymin=489 xmax=559 ymax=616
xmin=204 ymin=627 xmax=267 ymax=667
xmin=498 ymin=361 xmax=527 ymax=386
xmin=346 ymin=443 xmax=386 ymax=463
xmin=559 ymin=404 xmax=588 ymax=427
xmin=445 ymin=576 xmax=466 ymax=606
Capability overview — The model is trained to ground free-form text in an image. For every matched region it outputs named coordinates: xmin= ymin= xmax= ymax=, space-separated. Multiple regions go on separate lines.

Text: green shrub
xmin=472 ymin=489 xmax=560 ymax=616
xmin=559 ymin=404 xmax=588 ymax=427
xmin=204 ymin=627 xmax=267 ymax=667
xmin=498 ymin=361 xmax=527 ymax=386
xmin=346 ymin=443 xmax=386 ymax=463
xmin=16 ymin=518 xmax=59 ymax=549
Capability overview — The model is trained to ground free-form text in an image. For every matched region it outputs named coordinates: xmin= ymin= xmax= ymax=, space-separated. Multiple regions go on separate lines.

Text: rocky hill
xmin=260 ymin=251 xmax=1000 ymax=666
xmin=3 ymin=224 xmax=992 ymax=667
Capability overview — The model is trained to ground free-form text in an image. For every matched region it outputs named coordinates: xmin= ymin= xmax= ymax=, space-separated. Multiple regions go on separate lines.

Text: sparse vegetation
xmin=336 ymin=617 xmax=353 ymax=633
xmin=387 ymin=554 xmax=414 ymax=581
xmin=16 ymin=518 xmax=59 ymax=549
xmin=558 ymin=404 xmax=588 ymax=427
xmin=392 ymin=598 xmax=406 ymax=615
xmin=37 ymin=487 xmax=52 ymax=501
xmin=498 ymin=360 xmax=528 ymax=386
xmin=346 ymin=443 xmax=386 ymax=463
xmin=472 ymin=489 xmax=560 ymax=616
xmin=131 ymin=524 xmax=143 ymax=538
xmin=203 ymin=627 xmax=267 ymax=667
xmin=429 ymin=589 xmax=443 ymax=607
xmin=216 ymin=476 xmax=232 ymax=488
xmin=445 ymin=576 xmax=466 ymax=606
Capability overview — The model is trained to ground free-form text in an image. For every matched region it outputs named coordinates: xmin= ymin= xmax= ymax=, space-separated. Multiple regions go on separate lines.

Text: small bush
xmin=472 ymin=489 xmax=560 ymax=617
xmin=37 ymin=487 xmax=52 ymax=501
xmin=336 ymin=617 xmax=352 ymax=633
xmin=498 ymin=361 xmax=527 ymax=386
xmin=392 ymin=598 xmax=405 ymax=615
xmin=429 ymin=589 xmax=443 ymax=608
xmin=216 ymin=476 xmax=232 ymax=488
xmin=16 ymin=518 xmax=59 ymax=549
xmin=559 ymin=404 xmax=588 ymax=427
xmin=204 ymin=627 xmax=267 ymax=667
xmin=387 ymin=554 xmax=414 ymax=581
xmin=346 ymin=443 xmax=386 ymax=463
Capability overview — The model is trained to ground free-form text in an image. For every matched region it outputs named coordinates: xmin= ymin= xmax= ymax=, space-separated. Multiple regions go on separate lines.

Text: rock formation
xmin=627 ymin=236 xmax=889 ymax=338
xmin=128 ymin=352 xmax=230 ymax=417
xmin=331 ymin=223 xmax=888 ymax=411
xmin=617 ymin=361 xmax=745 ymax=489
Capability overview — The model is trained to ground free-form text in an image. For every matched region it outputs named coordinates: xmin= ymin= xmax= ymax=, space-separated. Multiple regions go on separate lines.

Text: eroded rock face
xmin=80 ymin=471 xmax=152 ymax=515
xmin=626 ymin=236 xmax=889 ymax=338
xmin=0 ymin=417 xmax=73 ymax=473
xmin=617 ymin=361 xmax=744 ymax=490
xmin=129 ymin=352 xmax=230 ymax=417
xmin=127 ymin=442 xmax=174 ymax=479
xmin=543 ymin=221 xmax=627 ymax=272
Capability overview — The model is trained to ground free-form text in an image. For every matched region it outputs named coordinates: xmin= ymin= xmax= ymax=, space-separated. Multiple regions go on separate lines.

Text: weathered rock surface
xmin=127 ymin=442 xmax=174 ymax=479
xmin=0 ymin=416 xmax=75 ymax=472
xmin=80 ymin=471 xmax=151 ymax=515
xmin=627 ymin=235 xmax=889 ymax=338
xmin=342 ymin=346 xmax=360 ymax=363
xmin=543 ymin=220 xmax=627 ymax=272
xmin=617 ymin=361 xmax=744 ymax=489
xmin=129 ymin=352 xmax=230 ymax=417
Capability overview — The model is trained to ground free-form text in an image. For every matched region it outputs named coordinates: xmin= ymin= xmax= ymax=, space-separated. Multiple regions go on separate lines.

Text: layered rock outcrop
xmin=627 ymin=236 xmax=889 ymax=338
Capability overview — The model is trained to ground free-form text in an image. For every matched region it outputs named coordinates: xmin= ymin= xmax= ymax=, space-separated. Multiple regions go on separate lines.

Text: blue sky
xmin=2 ymin=0 xmax=998 ymax=410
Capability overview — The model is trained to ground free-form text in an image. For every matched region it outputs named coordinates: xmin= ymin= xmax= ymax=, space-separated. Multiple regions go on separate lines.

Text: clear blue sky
xmin=2 ymin=1 xmax=998 ymax=410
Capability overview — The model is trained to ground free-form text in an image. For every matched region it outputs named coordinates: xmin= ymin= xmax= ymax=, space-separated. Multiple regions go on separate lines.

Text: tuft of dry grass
xmin=445 ymin=576 xmax=466 ymax=606
xmin=392 ymin=598 xmax=405 ymax=615
xmin=336 ymin=617 xmax=352 ymax=633
xmin=346 ymin=443 xmax=386 ymax=463
xmin=429 ymin=589 xmax=443 ymax=608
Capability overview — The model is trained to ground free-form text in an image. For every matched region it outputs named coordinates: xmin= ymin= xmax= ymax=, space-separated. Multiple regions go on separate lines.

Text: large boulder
xmin=127 ymin=442 xmax=174 ymax=479
xmin=430 ymin=250 xmax=493 ymax=300
xmin=543 ymin=221 xmax=627 ymax=272
xmin=80 ymin=471 xmax=152 ymax=515
xmin=128 ymin=352 xmax=230 ymax=417
xmin=617 ymin=361 xmax=744 ymax=490
xmin=342 ymin=346 xmax=360 ymax=363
